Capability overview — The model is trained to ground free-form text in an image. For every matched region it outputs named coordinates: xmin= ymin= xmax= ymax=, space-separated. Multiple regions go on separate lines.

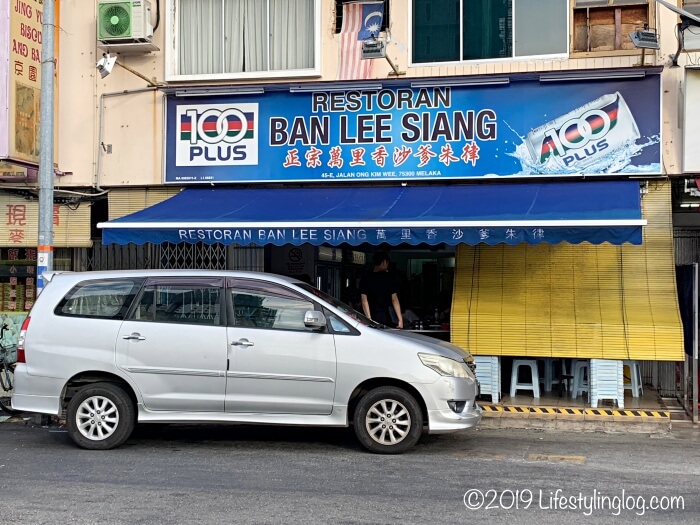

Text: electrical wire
xmin=52 ymin=188 xmax=110 ymax=197
xmin=153 ymin=0 xmax=160 ymax=32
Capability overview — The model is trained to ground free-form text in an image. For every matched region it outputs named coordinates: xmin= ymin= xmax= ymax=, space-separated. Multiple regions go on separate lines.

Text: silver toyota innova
xmin=11 ymin=270 xmax=481 ymax=453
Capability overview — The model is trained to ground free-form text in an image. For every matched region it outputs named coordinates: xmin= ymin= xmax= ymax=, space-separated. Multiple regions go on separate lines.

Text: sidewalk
xmin=476 ymin=388 xmax=691 ymax=433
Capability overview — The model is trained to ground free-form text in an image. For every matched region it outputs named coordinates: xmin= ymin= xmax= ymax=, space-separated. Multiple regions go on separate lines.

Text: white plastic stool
xmin=538 ymin=358 xmax=560 ymax=393
xmin=623 ymin=360 xmax=643 ymax=398
xmin=571 ymin=359 xmax=590 ymax=399
xmin=510 ymin=359 xmax=540 ymax=398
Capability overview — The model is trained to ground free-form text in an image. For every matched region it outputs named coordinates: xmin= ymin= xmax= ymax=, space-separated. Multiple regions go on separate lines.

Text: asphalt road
xmin=0 ymin=421 xmax=698 ymax=524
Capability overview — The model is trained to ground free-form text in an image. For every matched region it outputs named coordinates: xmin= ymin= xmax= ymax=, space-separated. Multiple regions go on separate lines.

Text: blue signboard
xmin=164 ymin=72 xmax=661 ymax=184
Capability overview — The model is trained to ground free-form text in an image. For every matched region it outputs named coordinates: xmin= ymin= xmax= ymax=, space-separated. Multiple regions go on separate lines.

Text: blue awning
xmin=98 ymin=181 xmax=645 ymax=246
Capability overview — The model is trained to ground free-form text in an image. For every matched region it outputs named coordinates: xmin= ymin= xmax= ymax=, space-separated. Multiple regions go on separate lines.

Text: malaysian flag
xmin=338 ymin=1 xmax=384 ymax=80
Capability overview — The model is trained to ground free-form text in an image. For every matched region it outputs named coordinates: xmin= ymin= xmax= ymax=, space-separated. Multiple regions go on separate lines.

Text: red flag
xmin=338 ymin=2 xmax=384 ymax=80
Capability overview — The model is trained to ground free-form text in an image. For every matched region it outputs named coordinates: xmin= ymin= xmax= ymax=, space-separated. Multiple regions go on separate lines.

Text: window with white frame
xmin=412 ymin=0 xmax=568 ymax=64
xmin=177 ymin=0 xmax=316 ymax=76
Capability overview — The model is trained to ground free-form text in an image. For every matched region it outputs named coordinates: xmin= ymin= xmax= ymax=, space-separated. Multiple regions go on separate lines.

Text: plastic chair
xmin=538 ymin=358 xmax=561 ymax=393
xmin=623 ymin=360 xmax=643 ymax=398
xmin=571 ymin=359 xmax=590 ymax=399
xmin=557 ymin=358 xmax=574 ymax=397
xmin=510 ymin=359 xmax=540 ymax=398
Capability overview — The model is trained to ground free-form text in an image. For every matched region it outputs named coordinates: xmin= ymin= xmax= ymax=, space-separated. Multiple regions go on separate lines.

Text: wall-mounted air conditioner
xmin=97 ymin=0 xmax=153 ymax=45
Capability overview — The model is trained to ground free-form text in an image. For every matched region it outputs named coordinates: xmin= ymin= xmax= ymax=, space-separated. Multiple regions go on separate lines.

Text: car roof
xmin=44 ymin=269 xmax=302 ymax=285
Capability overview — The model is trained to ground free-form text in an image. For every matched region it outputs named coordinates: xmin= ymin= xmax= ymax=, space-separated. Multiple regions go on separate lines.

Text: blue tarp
xmin=99 ymin=181 xmax=645 ymax=246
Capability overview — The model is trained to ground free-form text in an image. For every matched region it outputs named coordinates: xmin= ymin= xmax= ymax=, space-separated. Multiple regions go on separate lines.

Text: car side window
xmin=229 ymin=279 xmax=316 ymax=332
xmin=55 ymin=279 xmax=143 ymax=320
xmin=130 ymin=285 xmax=222 ymax=326
xmin=328 ymin=315 xmax=351 ymax=333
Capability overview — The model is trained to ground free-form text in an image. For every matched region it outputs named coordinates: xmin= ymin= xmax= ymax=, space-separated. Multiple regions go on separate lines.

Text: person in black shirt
xmin=359 ymin=251 xmax=403 ymax=329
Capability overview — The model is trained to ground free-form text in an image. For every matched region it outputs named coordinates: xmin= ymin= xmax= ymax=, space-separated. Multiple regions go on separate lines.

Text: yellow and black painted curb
xmin=480 ymin=404 xmax=670 ymax=419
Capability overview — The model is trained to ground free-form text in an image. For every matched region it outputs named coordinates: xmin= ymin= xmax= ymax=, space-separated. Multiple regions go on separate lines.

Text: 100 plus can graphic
xmin=525 ymin=92 xmax=640 ymax=171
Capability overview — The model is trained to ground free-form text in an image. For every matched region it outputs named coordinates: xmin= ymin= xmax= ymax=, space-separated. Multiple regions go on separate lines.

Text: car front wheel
xmin=353 ymin=386 xmax=423 ymax=454
xmin=67 ymin=382 xmax=135 ymax=450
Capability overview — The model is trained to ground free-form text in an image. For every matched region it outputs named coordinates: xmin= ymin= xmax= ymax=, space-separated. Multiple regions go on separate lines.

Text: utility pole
xmin=37 ymin=0 xmax=56 ymax=294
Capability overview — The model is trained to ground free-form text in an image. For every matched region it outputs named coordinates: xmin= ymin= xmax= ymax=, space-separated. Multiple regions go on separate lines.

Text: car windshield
xmin=293 ymin=282 xmax=384 ymax=328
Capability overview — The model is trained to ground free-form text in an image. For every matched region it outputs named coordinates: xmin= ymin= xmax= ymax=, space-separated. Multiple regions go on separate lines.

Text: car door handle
xmin=123 ymin=333 xmax=146 ymax=341
xmin=231 ymin=339 xmax=254 ymax=347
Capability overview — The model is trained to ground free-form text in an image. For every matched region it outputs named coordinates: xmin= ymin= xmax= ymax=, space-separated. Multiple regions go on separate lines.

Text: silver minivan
xmin=11 ymin=270 xmax=481 ymax=453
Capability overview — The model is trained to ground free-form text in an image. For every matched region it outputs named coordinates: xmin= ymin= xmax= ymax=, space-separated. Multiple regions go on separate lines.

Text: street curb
xmin=480 ymin=404 xmax=670 ymax=418
xmin=479 ymin=404 xmax=672 ymax=433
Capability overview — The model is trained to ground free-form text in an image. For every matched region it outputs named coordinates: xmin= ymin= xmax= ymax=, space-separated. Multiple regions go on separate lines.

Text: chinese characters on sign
xmin=6 ymin=0 xmax=47 ymax=163
xmin=0 ymin=193 xmax=92 ymax=247
xmin=0 ymin=248 xmax=37 ymax=311
xmin=270 ymin=89 xmax=493 ymax=180
xmin=5 ymin=203 xmax=60 ymax=244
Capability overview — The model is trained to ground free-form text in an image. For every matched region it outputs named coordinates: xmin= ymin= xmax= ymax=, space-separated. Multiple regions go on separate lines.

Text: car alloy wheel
xmin=365 ymin=399 xmax=411 ymax=445
xmin=354 ymin=386 xmax=423 ymax=454
xmin=75 ymin=395 xmax=120 ymax=441
xmin=67 ymin=382 xmax=135 ymax=450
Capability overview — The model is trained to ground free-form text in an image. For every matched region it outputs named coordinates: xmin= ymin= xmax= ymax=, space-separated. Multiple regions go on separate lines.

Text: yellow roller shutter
xmin=108 ymin=187 xmax=181 ymax=220
xmin=0 ymin=193 xmax=91 ymax=247
xmin=452 ymin=181 xmax=684 ymax=361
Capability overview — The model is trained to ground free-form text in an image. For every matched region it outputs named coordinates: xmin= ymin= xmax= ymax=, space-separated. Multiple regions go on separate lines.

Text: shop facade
xmin=98 ymin=69 xmax=684 ymax=408
xmin=1 ymin=0 xmax=693 ymax=409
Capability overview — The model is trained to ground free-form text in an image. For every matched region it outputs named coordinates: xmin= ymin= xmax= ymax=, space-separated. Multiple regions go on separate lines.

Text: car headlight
xmin=418 ymin=353 xmax=469 ymax=378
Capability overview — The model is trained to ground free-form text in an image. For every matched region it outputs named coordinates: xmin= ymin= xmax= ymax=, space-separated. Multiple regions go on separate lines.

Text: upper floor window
xmin=335 ymin=0 xmax=389 ymax=34
xmin=176 ymin=0 xmax=317 ymax=77
xmin=412 ymin=0 xmax=568 ymax=64
xmin=572 ymin=0 xmax=650 ymax=54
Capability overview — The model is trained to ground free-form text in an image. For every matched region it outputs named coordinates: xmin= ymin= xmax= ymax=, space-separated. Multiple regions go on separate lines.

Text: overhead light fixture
xmin=629 ymin=27 xmax=660 ymax=50
xmin=359 ymin=35 xmax=405 ymax=76
xmin=539 ymin=70 xmax=646 ymax=82
xmin=289 ymin=82 xmax=383 ymax=93
xmin=174 ymin=87 xmax=264 ymax=97
xmin=362 ymin=39 xmax=387 ymax=59
xmin=411 ymin=77 xmax=510 ymax=88
xmin=627 ymin=23 xmax=659 ymax=66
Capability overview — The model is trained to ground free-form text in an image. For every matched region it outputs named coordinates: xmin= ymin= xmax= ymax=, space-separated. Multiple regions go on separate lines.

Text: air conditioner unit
xmin=97 ymin=0 xmax=153 ymax=44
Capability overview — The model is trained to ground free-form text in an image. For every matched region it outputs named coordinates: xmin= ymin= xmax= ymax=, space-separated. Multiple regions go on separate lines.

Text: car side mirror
xmin=303 ymin=310 xmax=327 ymax=329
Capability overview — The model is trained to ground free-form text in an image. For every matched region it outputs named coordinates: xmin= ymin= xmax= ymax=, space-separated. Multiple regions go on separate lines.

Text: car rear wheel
xmin=67 ymin=382 xmax=135 ymax=450
xmin=353 ymin=386 xmax=423 ymax=454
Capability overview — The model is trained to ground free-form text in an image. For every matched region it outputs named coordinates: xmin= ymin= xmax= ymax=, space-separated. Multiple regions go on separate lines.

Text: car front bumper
xmin=412 ymin=375 xmax=482 ymax=434
xmin=427 ymin=401 xmax=483 ymax=434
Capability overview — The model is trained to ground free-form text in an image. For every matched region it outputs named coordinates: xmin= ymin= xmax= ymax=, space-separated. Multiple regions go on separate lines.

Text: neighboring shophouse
xmin=2 ymin=0 xmax=700 ymax=407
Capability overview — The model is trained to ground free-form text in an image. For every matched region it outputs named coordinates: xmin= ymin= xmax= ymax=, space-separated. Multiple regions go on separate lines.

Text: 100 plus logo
xmin=527 ymin=92 xmax=640 ymax=170
xmin=175 ymin=104 xmax=259 ymax=166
